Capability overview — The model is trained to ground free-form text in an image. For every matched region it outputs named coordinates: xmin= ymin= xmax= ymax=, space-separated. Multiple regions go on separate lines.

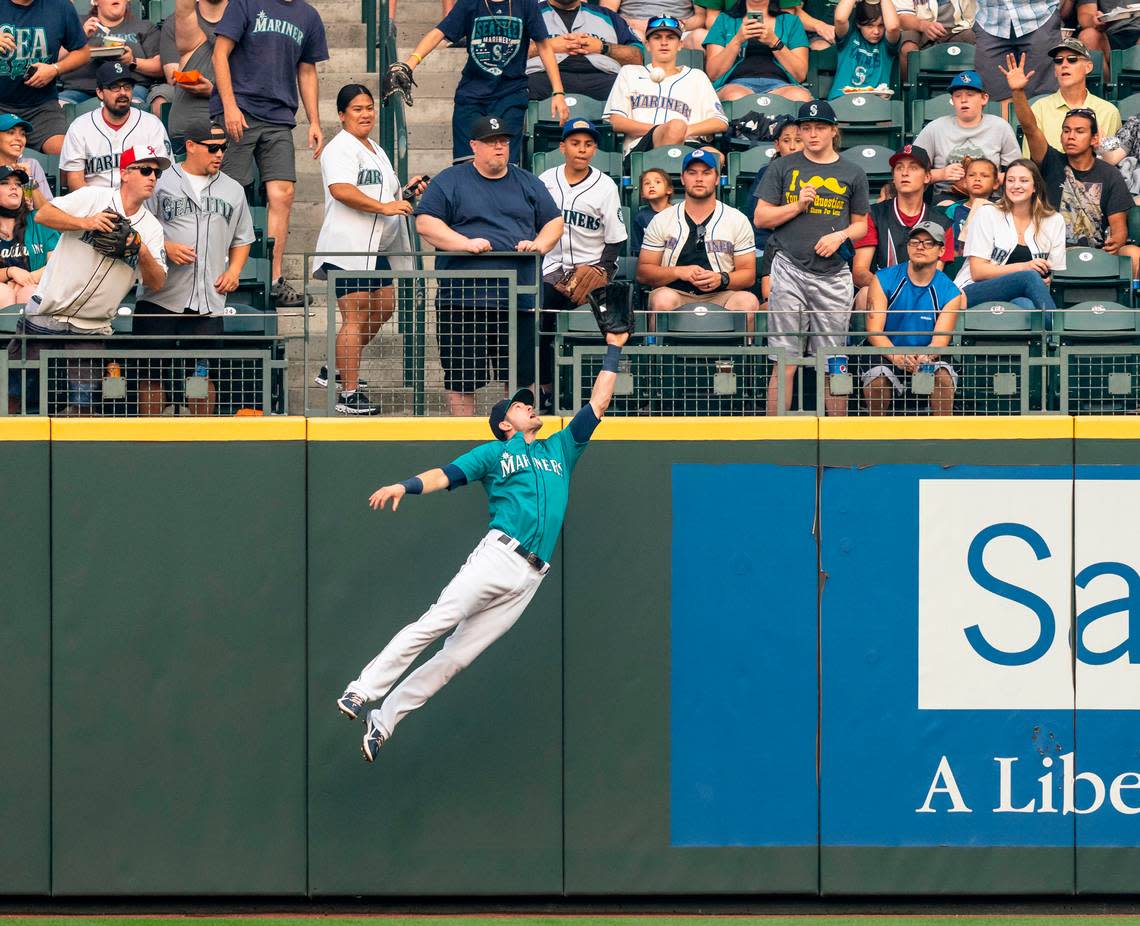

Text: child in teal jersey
xmin=829 ymin=0 xmax=901 ymax=99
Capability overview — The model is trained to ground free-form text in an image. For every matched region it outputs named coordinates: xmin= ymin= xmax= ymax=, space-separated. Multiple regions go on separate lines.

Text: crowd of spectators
xmin=378 ymin=0 xmax=1140 ymax=417
xmin=7 ymin=0 xmax=1140 ymax=416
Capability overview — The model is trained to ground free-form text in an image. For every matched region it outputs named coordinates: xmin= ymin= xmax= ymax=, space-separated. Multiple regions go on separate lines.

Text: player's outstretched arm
xmin=589 ymin=331 xmax=630 ymax=420
xmin=369 ymin=467 xmax=450 ymax=511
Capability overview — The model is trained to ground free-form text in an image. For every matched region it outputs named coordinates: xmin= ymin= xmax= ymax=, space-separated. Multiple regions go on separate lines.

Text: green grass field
xmin=6 ymin=917 xmax=1140 ymax=926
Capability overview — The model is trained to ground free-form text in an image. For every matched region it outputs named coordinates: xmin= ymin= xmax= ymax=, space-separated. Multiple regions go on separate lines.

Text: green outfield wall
xmin=2 ymin=416 xmax=1139 ymax=897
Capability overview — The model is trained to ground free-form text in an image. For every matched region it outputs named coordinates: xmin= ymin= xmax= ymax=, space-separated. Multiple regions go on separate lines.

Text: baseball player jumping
xmin=337 ymin=327 xmax=630 ymax=760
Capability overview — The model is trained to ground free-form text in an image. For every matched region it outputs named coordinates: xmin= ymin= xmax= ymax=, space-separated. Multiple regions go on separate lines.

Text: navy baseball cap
xmin=948 ymin=70 xmax=985 ymax=92
xmin=0 ymin=113 xmax=32 ymax=133
xmin=645 ymin=15 xmax=683 ymax=37
xmin=682 ymin=148 xmax=720 ymax=172
xmin=470 ymin=114 xmax=510 ymax=141
xmin=795 ymin=99 xmax=837 ymax=124
xmin=562 ymin=118 xmax=600 ymax=143
xmin=889 ymin=143 xmax=932 ymax=170
xmin=96 ymin=61 xmax=136 ymax=88
xmin=489 ymin=387 xmax=536 ymax=441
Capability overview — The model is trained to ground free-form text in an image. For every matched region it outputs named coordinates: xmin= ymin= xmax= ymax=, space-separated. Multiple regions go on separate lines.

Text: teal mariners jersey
xmin=450 ymin=422 xmax=590 ymax=562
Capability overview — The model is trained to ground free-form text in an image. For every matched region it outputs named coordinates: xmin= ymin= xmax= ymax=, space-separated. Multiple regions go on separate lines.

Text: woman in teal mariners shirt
xmin=336 ymin=328 xmax=630 ymax=761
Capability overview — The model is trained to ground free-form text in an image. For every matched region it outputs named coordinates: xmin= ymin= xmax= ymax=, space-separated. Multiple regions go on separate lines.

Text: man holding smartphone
xmin=0 ymin=0 xmax=91 ymax=155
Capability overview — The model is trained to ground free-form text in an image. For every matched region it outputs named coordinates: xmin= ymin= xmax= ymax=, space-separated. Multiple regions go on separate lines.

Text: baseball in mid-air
xmin=649 ymin=66 xmax=666 ymax=83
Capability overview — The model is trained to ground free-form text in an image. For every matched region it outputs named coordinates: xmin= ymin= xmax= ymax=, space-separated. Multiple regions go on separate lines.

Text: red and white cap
xmin=119 ymin=144 xmax=171 ymax=172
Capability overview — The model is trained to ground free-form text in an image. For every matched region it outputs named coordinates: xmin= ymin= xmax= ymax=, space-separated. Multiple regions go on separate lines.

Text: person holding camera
xmin=314 ymin=84 xmax=428 ymax=415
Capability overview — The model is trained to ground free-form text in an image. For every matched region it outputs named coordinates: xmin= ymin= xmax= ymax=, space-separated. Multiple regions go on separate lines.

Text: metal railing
xmin=4 ymin=307 xmax=298 ymax=416
xmin=300 ymin=271 xmax=1140 ymax=417
xmin=302 ymin=251 xmax=541 ymax=417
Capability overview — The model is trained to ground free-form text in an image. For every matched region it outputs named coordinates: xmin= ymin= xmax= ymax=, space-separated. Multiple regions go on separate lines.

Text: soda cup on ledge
xmin=827 ymin=354 xmax=848 ymax=376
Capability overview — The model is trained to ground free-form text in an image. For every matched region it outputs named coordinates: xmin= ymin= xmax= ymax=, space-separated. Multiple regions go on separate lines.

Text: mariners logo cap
xmin=0 ymin=164 xmax=29 ymax=185
xmin=0 ymin=113 xmax=32 ymax=133
xmin=948 ymin=70 xmax=985 ymax=92
xmin=96 ymin=61 xmax=136 ymax=88
xmin=489 ymin=387 xmax=536 ymax=441
xmin=120 ymin=144 xmax=172 ymax=172
xmin=681 ymin=148 xmax=721 ymax=172
xmin=795 ymin=99 xmax=837 ymax=124
xmin=889 ymin=143 xmax=932 ymax=171
xmin=561 ymin=119 xmax=600 ymax=143
xmin=908 ymin=220 xmax=946 ymax=245
xmin=470 ymin=115 xmax=511 ymax=142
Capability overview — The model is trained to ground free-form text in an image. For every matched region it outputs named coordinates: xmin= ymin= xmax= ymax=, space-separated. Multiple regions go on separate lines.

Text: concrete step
xmin=319 ymin=21 xmax=369 ymax=46
xmin=408 ymin=123 xmax=453 ymax=149
xmin=396 ymin=44 xmax=466 ymax=72
xmin=316 ymin=52 xmax=371 ymax=75
xmin=404 ymin=96 xmax=464 ymax=124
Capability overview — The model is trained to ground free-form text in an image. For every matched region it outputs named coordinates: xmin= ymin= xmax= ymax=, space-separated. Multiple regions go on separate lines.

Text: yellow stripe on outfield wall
xmin=50 ymin=417 xmax=307 ymax=441
xmin=587 ymin=417 xmax=818 ymax=441
xmin=306 ymin=417 xmax=560 ymax=441
xmin=0 ymin=417 xmax=49 ymax=440
xmin=819 ymin=417 xmax=1074 ymax=441
xmin=1074 ymin=418 xmax=1140 ymax=440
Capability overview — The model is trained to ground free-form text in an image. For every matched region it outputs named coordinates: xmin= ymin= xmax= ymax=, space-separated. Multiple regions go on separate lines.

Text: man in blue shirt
xmin=211 ymin=0 xmax=328 ymax=306
xmin=415 ymin=115 xmax=564 ymax=416
xmin=395 ymin=0 xmax=570 ymax=165
xmin=863 ymin=220 xmax=964 ymax=415
xmin=0 ymin=0 xmax=90 ymax=154
xmin=336 ymin=329 xmax=629 ymax=760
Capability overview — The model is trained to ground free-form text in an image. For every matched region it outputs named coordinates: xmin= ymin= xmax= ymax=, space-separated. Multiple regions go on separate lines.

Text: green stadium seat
xmin=1051 ymin=247 xmax=1133 ymax=307
xmin=525 ymin=95 xmax=616 ymax=159
xmin=1111 ymin=46 xmax=1140 ymax=99
xmin=222 ymin=302 xmax=276 ymax=336
xmin=956 ymin=300 xmax=1044 ymax=413
xmin=840 ymin=144 xmax=895 ymax=192
xmin=1053 ymin=300 xmax=1140 ymax=412
xmin=627 ymin=144 xmax=698 ymax=208
xmin=1119 ymin=92 xmax=1140 ymax=121
xmin=660 ymin=304 xmax=748 ymax=335
xmin=0 ymin=302 xmax=22 ymax=334
xmin=248 ymin=205 xmax=273 ymax=263
xmin=677 ymin=48 xmax=705 ymax=70
xmin=723 ymin=92 xmax=801 ymax=122
xmin=236 ymin=257 xmax=272 ymax=309
xmin=20 ymin=149 xmax=59 ymax=195
xmin=531 ymin=148 xmax=623 ymax=181
xmin=903 ymin=42 xmax=975 ymax=103
xmin=727 ymin=145 xmax=777 ymax=212
xmin=63 ymin=96 xmax=102 ymax=123
xmin=806 ymin=44 xmax=837 ymax=99
xmin=831 ymin=93 xmax=904 ymax=149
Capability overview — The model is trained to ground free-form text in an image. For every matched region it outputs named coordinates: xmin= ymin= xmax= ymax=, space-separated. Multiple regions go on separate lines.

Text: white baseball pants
xmin=348 ymin=530 xmax=547 ymax=739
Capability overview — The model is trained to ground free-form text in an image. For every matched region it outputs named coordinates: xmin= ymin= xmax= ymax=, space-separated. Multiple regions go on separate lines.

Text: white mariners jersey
xmin=641 ymin=200 xmax=756 ymax=272
xmin=31 ymin=186 xmax=166 ymax=331
xmin=604 ymin=65 xmax=727 ymax=155
xmin=59 ymin=109 xmax=172 ymax=189
xmin=314 ymin=130 xmax=411 ymax=273
xmin=538 ymin=164 xmax=626 ymax=274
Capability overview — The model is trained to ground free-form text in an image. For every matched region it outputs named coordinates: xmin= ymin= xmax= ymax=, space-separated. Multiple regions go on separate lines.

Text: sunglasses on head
xmin=1052 ymin=54 xmax=1082 ymax=64
xmin=647 ymin=15 xmax=681 ymax=30
xmin=126 ymin=165 xmax=162 ymax=178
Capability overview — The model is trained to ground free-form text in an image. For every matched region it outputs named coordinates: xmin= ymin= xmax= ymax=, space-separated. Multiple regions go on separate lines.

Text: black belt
xmin=497 ymin=532 xmax=548 ymax=571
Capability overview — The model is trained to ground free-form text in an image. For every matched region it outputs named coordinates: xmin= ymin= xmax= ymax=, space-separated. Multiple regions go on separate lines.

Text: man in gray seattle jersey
xmin=135 ymin=117 xmax=255 ymax=415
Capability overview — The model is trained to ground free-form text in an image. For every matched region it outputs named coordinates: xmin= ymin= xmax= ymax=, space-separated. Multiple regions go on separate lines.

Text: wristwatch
xmin=719 ymin=271 xmax=730 ymax=290
xmin=771 ymin=38 xmax=786 ymax=50
xmin=600 ymin=40 xmax=611 ymax=56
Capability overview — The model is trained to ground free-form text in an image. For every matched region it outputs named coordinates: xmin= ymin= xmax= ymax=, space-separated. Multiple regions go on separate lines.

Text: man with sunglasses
xmin=60 ymin=61 xmax=172 ymax=191
xmin=134 ymin=118 xmax=255 ymax=415
xmin=22 ymin=144 xmax=166 ymax=342
xmin=604 ymin=15 xmax=727 ymax=156
xmin=1020 ymin=37 xmax=1120 ymax=155
xmin=863 ymin=220 xmax=963 ymax=415
xmin=1005 ymin=52 xmax=1135 ymax=260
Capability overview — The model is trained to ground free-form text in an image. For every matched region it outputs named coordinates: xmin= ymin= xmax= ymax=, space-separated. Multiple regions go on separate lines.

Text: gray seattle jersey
xmin=141 ymin=165 xmax=256 ymax=314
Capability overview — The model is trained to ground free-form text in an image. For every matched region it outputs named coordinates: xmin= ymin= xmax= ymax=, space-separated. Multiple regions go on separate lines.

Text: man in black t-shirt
xmin=1006 ymin=51 xmax=1137 ymax=266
